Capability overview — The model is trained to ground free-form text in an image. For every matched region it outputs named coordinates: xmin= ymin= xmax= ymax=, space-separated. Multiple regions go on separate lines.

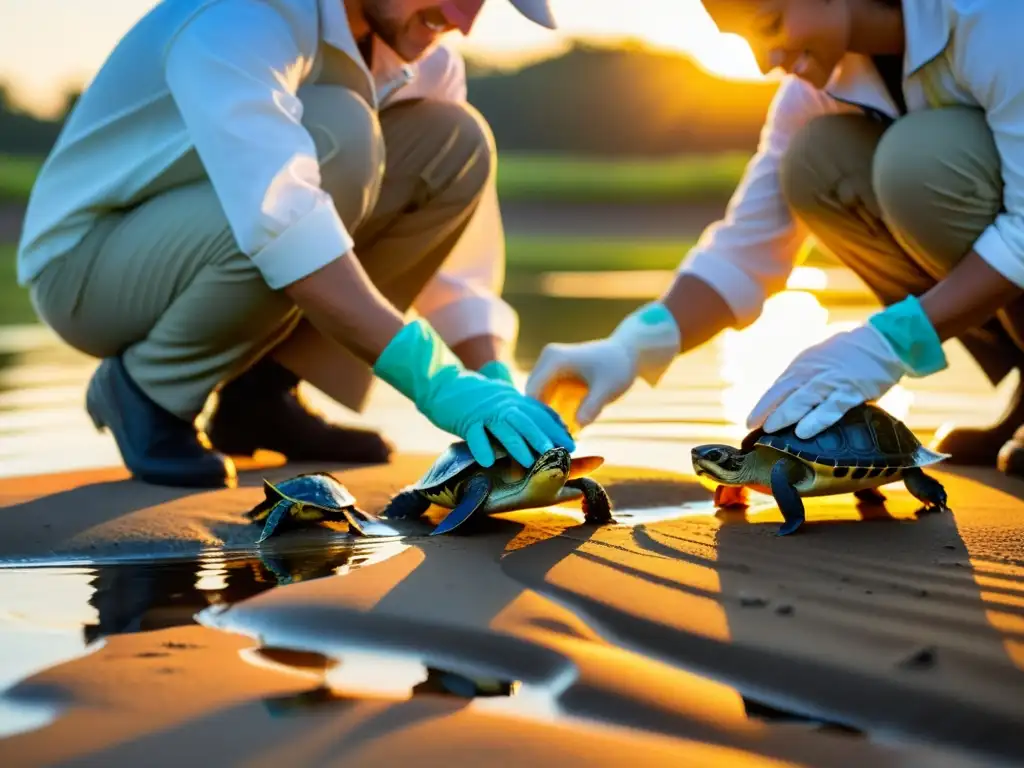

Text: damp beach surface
xmin=1 ymin=284 xmax=1024 ymax=766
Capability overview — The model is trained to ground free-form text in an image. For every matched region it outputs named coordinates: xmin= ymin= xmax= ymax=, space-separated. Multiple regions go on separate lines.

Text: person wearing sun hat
xmin=17 ymin=0 xmax=569 ymax=489
xmin=526 ymin=0 xmax=1024 ymax=479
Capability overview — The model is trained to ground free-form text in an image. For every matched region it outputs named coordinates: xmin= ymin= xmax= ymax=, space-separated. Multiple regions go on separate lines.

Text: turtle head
xmin=691 ymin=444 xmax=750 ymax=486
xmin=523 ymin=446 xmax=572 ymax=496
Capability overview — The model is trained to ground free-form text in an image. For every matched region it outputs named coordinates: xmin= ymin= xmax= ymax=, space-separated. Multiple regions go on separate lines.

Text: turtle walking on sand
xmin=381 ymin=442 xmax=613 ymax=535
xmin=247 ymin=472 xmax=399 ymax=543
xmin=691 ymin=403 xmax=950 ymax=536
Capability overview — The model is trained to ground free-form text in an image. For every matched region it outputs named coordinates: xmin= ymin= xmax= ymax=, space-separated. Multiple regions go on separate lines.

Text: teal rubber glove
xmin=478 ymin=360 xmax=515 ymax=385
xmin=374 ymin=320 xmax=575 ymax=467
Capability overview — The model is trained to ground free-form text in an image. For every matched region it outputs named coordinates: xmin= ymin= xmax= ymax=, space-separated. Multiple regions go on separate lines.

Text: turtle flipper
xmin=854 ymin=487 xmax=887 ymax=504
xmin=431 ymin=474 xmax=492 ymax=536
xmin=256 ymin=500 xmax=292 ymax=544
xmin=566 ymin=477 xmax=613 ymax=524
xmin=902 ymin=467 xmax=950 ymax=514
xmin=770 ymin=458 xmax=805 ymax=536
xmin=381 ymin=489 xmax=431 ymax=520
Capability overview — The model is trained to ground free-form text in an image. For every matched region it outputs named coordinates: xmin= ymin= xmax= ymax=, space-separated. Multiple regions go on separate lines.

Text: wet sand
xmin=0 ymin=454 xmax=1023 ymax=766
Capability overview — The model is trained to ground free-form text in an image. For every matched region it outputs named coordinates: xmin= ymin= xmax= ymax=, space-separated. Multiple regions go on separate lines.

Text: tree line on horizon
xmin=1 ymin=41 xmax=778 ymax=158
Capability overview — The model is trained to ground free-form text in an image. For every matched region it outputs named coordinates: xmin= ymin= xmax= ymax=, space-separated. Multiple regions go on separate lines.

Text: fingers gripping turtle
xmin=381 ymin=441 xmax=614 ymax=535
xmin=693 ymin=403 xmax=951 ymax=536
xmin=247 ymin=472 xmax=399 ymax=543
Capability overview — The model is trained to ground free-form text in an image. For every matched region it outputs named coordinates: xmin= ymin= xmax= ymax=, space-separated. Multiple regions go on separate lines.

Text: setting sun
xmin=0 ymin=0 xmax=764 ymax=116
xmin=456 ymin=0 xmax=764 ymax=80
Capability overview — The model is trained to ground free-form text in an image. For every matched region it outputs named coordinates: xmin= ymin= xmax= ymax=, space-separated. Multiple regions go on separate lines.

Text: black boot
xmin=205 ymin=358 xmax=394 ymax=464
xmin=86 ymin=357 xmax=234 ymax=488
xmin=933 ymin=371 xmax=1024 ymax=466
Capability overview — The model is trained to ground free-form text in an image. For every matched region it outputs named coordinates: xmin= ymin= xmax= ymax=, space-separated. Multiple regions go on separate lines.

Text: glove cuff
xmin=373 ymin=318 xmax=464 ymax=406
xmin=867 ymin=296 xmax=947 ymax=377
xmin=478 ymin=359 xmax=515 ymax=386
xmin=609 ymin=301 xmax=681 ymax=386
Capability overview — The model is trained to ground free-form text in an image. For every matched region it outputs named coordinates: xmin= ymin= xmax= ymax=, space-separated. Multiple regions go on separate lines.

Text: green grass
xmin=505 ymin=235 xmax=832 ymax=272
xmin=506 ymin=235 xmax=697 ymax=272
xmin=0 ymin=236 xmax=833 ymax=326
xmin=0 ymin=152 xmax=751 ymax=205
xmin=496 ymin=151 xmax=750 ymax=203
xmin=0 ymin=155 xmax=42 ymax=204
xmin=0 ymin=244 xmax=36 ymax=325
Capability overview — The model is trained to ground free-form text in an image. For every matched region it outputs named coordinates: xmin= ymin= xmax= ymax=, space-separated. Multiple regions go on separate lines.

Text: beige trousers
xmin=29 ymin=86 xmax=494 ymax=419
xmin=779 ymin=106 xmax=1024 ymax=385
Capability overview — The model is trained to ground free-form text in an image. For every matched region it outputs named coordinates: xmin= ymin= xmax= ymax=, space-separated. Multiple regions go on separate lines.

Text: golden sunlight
xmin=718 ymin=276 xmax=915 ymax=430
xmin=0 ymin=0 xmax=763 ymax=116
xmin=456 ymin=0 xmax=764 ymax=81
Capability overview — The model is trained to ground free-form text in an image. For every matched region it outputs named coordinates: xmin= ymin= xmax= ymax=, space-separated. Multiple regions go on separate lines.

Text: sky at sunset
xmin=0 ymin=0 xmax=763 ymax=116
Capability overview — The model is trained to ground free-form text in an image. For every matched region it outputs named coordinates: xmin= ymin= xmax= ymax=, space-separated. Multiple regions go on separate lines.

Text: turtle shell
xmin=741 ymin=403 xmax=925 ymax=469
xmin=269 ymin=472 xmax=357 ymax=509
xmin=414 ymin=441 xmax=496 ymax=491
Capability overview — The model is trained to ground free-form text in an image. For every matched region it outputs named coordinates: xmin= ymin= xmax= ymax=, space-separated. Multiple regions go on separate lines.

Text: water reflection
xmin=0 ymin=539 xmax=408 ymax=736
xmin=0 ymin=263 xmax=1013 ymax=480
xmin=253 ymin=645 xmax=521 ymax=719
xmin=742 ymin=696 xmax=863 ymax=737
xmin=718 ymin=287 xmax=915 ymax=430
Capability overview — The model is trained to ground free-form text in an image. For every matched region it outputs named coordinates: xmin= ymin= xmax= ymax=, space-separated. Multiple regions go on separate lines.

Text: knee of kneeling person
xmin=414 ymin=100 xmax=495 ymax=196
xmin=871 ymin=121 xmax=933 ymax=232
xmin=778 ymin=115 xmax=855 ymax=216
xmin=872 ymin=108 xmax=1001 ymax=246
xmin=301 ymin=87 xmax=385 ymax=229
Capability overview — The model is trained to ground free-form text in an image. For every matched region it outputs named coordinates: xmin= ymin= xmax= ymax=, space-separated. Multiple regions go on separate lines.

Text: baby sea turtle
xmin=691 ymin=403 xmax=950 ymax=536
xmin=247 ymin=472 xmax=399 ymax=543
xmin=381 ymin=442 xmax=613 ymax=535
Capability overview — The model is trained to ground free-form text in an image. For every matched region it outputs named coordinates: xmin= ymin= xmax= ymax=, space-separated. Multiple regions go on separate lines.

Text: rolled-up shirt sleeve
xmin=962 ymin=7 xmax=1024 ymax=288
xmin=679 ymin=76 xmax=841 ymax=327
xmin=163 ymin=1 xmax=351 ymax=289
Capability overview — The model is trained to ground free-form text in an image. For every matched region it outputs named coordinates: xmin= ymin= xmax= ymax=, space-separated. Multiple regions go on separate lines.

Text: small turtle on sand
xmin=691 ymin=403 xmax=950 ymax=536
xmin=247 ymin=472 xmax=398 ymax=543
xmin=381 ymin=442 xmax=613 ymax=535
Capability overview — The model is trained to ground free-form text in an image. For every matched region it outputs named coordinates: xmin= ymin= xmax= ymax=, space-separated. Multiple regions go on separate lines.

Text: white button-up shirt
xmin=681 ymin=0 xmax=1024 ymax=329
xmin=17 ymin=0 xmax=516 ymax=347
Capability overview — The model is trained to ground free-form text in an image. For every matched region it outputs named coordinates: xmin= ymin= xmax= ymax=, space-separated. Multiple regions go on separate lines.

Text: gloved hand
xmin=478 ymin=359 xmax=515 ymax=386
xmin=747 ymin=296 xmax=948 ymax=439
xmin=374 ymin=319 xmax=574 ymax=467
xmin=525 ymin=302 xmax=681 ymax=428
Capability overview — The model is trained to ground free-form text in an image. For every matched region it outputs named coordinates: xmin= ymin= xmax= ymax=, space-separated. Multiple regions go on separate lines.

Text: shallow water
xmin=0 ymin=281 xmax=1014 ymax=480
xmin=0 ymin=545 xmax=870 ymax=744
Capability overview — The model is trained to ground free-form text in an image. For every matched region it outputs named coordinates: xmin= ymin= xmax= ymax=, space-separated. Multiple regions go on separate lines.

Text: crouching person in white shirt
xmin=17 ymin=0 xmax=576 ymax=488
xmin=527 ymin=0 xmax=1024 ymax=477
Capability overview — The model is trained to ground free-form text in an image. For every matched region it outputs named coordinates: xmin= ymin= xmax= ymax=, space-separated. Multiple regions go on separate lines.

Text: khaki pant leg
xmin=873 ymin=106 xmax=1024 ymax=351
xmin=779 ymin=111 xmax=1019 ymax=384
xmin=271 ymin=99 xmax=495 ymax=411
xmin=28 ymin=85 xmax=384 ymax=420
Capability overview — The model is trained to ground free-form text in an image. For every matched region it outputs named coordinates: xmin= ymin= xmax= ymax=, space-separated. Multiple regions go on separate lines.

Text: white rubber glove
xmin=748 ymin=296 xmax=949 ymax=439
xmin=525 ymin=302 xmax=681 ymax=428
xmin=746 ymin=325 xmax=906 ymax=439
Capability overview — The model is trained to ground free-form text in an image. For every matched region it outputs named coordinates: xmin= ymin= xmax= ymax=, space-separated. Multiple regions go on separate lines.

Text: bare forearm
xmin=919 ymin=251 xmax=1024 ymax=342
xmin=452 ymin=334 xmax=506 ymax=370
xmin=282 ymin=252 xmax=405 ymax=365
xmin=660 ymin=273 xmax=738 ymax=353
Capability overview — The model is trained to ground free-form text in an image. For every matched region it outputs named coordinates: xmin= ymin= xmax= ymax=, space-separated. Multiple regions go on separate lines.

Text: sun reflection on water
xmin=718 ymin=270 xmax=914 ymax=431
